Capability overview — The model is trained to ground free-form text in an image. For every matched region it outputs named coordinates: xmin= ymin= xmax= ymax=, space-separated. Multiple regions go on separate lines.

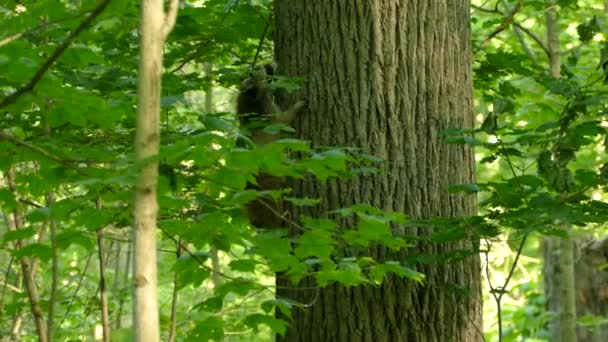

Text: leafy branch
xmin=0 ymin=0 xmax=111 ymax=110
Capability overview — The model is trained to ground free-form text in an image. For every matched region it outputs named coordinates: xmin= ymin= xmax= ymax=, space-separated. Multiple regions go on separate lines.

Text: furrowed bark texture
xmin=275 ymin=1 xmax=481 ymax=341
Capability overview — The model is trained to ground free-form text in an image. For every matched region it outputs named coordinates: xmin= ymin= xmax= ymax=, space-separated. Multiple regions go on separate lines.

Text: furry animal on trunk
xmin=236 ymin=63 xmax=305 ymax=229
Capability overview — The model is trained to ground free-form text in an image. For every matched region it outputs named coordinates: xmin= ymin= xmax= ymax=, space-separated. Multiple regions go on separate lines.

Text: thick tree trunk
xmin=275 ymin=1 xmax=481 ymax=341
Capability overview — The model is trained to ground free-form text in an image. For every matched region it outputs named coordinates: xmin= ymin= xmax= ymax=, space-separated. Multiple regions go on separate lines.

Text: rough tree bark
xmin=275 ymin=1 xmax=481 ymax=341
xmin=133 ymin=1 xmax=178 ymax=341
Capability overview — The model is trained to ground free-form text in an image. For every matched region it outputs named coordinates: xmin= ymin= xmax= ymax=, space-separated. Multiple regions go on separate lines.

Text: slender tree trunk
xmin=97 ymin=226 xmax=110 ymax=342
xmin=544 ymin=2 xmax=577 ymax=341
xmin=275 ymin=1 xmax=480 ymax=341
xmin=6 ymin=169 xmax=47 ymax=342
xmin=115 ymin=242 xmax=132 ymax=329
xmin=11 ymin=308 xmax=23 ymax=341
xmin=133 ymin=1 xmax=178 ymax=341
xmin=546 ymin=0 xmax=561 ymax=77
xmin=46 ymin=192 xmax=58 ymax=341
xmin=559 ymin=226 xmax=577 ymax=342
xmin=202 ymin=64 xmax=223 ymax=288
xmin=168 ymin=241 xmax=182 ymax=342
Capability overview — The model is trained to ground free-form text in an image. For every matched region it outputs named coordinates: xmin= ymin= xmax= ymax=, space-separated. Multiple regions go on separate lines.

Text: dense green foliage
xmin=0 ymin=0 xmax=607 ymax=341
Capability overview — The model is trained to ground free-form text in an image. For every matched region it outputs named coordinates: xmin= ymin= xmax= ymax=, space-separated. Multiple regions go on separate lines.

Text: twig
xmin=251 ymin=14 xmax=272 ymax=70
xmin=473 ymin=2 xmax=550 ymax=57
xmin=59 ymin=252 xmax=94 ymax=329
xmin=486 ymin=235 xmax=528 ymax=342
xmin=0 ymin=0 xmax=111 ymax=109
xmin=480 ymin=0 xmax=523 ymax=48
xmin=0 ymin=255 xmax=16 ymax=313
xmin=513 ymin=22 xmax=550 ymax=58
xmin=513 ymin=25 xmax=537 ymax=64
xmin=169 ymin=9 xmax=233 ymax=74
xmin=0 ymin=131 xmax=69 ymax=163
xmin=0 ymin=9 xmax=90 ymax=48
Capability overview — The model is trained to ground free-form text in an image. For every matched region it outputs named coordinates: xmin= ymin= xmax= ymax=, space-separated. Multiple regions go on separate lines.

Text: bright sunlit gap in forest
xmin=0 ymin=0 xmax=607 ymax=341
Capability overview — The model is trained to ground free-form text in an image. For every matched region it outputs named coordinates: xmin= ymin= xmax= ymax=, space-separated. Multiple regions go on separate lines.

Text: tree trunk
xmin=133 ymin=1 xmax=178 ymax=341
xmin=543 ymin=3 xmax=577 ymax=341
xmin=275 ymin=1 xmax=481 ymax=341
xmin=573 ymin=237 xmax=608 ymax=341
xmin=6 ymin=169 xmax=47 ymax=342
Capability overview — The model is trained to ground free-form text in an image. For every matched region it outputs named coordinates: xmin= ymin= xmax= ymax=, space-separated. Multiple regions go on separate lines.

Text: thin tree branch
xmin=0 ymin=131 xmax=67 ymax=163
xmin=0 ymin=9 xmax=90 ymax=48
xmin=251 ymin=14 xmax=272 ymax=70
xmin=480 ymin=0 xmax=522 ymax=48
xmin=472 ymin=2 xmax=550 ymax=57
xmin=513 ymin=22 xmax=550 ymax=57
xmin=513 ymin=25 xmax=538 ymax=64
xmin=59 ymin=252 xmax=94 ymax=329
xmin=0 ymin=0 xmax=111 ymax=110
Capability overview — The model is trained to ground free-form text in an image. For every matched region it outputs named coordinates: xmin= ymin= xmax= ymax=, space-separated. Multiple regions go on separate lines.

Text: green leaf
xmin=172 ymin=253 xmax=211 ymax=289
xmin=261 ymin=299 xmax=294 ymax=319
xmin=26 ymin=207 xmax=52 ymax=223
xmin=13 ymin=244 xmax=53 ymax=262
xmin=577 ymin=314 xmax=608 ymax=327
xmin=74 ymin=208 xmax=115 ymax=231
xmin=55 ymin=229 xmax=95 ymax=250
xmin=576 ymin=16 xmax=599 ymax=43
xmin=217 ymin=279 xmax=261 ymax=298
xmin=284 ymin=197 xmax=320 ymax=207
xmin=209 ymin=167 xmax=248 ymax=191
xmin=370 ymin=262 xmax=425 ymax=284
xmin=226 ymin=149 xmax=259 ymax=174
xmin=254 ymin=230 xmax=292 ymax=260
xmin=195 ymin=296 xmax=224 ymax=312
xmin=243 ymin=314 xmax=289 ymax=336
xmin=225 ymin=190 xmax=260 ymax=206
xmin=0 ymin=189 xmax=17 ymax=210
xmin=508 ymin=175 xmax=543 ymax=189
xmin=316 ymin=261 xmax=366 ymax=287
xmin=294 ymin=229 xmax=335 ymax=260
xmin=448 ymin=183 xmax=480 ymax=193
xmin=344 ymin=214 xmax=392 ymax=247
xmin=190 ymin=316 xmax=225 ymax=341
xmin=228 ymin=259 xmax=258 ymax=272
xmin=480 ymin=112 xmax=498 ymax=134
xmin=3 ymin=228 xmax=37 ymax=244
xmin=493 ymin=97 xmax=515 ymax=115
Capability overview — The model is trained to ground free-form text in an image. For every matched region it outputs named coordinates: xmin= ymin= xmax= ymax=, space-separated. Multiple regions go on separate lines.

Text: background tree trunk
xmin=543 ymin=3 xmax=577 ymax=341
xmin=573 ymin=237 xmax=608 ymax=341
xmin=275 ymin=1 xmax=481 ymax=341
